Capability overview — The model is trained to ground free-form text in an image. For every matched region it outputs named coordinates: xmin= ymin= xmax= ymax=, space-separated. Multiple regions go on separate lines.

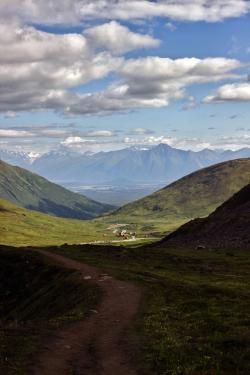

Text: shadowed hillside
xmin=0 ymin=246 xmax=99 ymax=374
xmin=107 ymin=158 xmax=250 ymax=234
xmin=163 ymin=182 xmax=250 ymax=248
xmin=0 ymin=160 xmax=114 ymax=220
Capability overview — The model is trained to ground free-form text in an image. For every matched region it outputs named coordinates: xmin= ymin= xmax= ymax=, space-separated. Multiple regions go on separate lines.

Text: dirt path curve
xmin=30 ymin=250 xmax=141 ymax=375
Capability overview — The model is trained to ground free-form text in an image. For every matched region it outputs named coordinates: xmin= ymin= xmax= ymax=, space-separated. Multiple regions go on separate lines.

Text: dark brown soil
xmin=29 ymin=250 xmax=141 ymax=375
xmin=162 ymin=182 xmax=250 ymax=249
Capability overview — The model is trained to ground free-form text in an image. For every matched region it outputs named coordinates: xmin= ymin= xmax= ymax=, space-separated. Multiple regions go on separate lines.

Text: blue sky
xmin=0 ymin=1 xmax=250 ymax=154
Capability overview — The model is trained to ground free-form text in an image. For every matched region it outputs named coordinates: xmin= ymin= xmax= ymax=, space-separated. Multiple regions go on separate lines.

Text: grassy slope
xmin=0 ymin=160 xmax=113 ymax=220
xmin=105 ymin=158 xmax=250 ymax=235
xmin=54 ymin=243 xmax=250 ymax=375
xmin=0 ymin=246 xmax=100 ymax=374
xmin=0 ymin=199 xmax=116 ymax=246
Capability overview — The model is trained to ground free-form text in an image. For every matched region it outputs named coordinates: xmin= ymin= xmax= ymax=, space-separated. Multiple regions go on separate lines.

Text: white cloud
xmin=123 ymin=134 xmax=250 ymax=152
xmin=61 ymin=136 xmax=95 ymax=145
xmin=0 ymin=16 xmax=244 ymax=117
xmin=204 ymin=83 xmax=250 ymax=102
xmin=85 ymin=21 xmax=160 ymax=54
xmin=124 ymin=135 xmax=175 ymax=146
xmin=0 ymin=23 xmax=89 ymax=65
xmin=0 ymin=1 xmax=249 ymax=24
xmin=4 ymin=111 xmax=17 ymax=118
xmin=62 ymin=57 xmax=241 ymax=115
xmin=0 ymin=129 xmax=34 ymax=137
xmin=216 ymin=134 xmax=250 ymax=149
xmin=0 ymin=22 xmax=122 ymax=113
xmin=84 ymin=130 xmax=115 ymax=137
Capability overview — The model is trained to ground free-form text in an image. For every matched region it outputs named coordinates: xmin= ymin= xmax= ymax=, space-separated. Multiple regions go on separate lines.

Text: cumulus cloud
xmin=0 ymin=22 xmax=123 ymax=113
xmin=0 ymin=9 xmax=245 ymax=117
xmin=0 ymin=24 xmax=242 ymax=117
xmin=61 ymin=57 xmax=241 ymax=115
xmin=0 ymin=1 xmax=249 ymax=24
xmin=204 ymin=83 xmax=250 ymax=102
xmin=85 ymin=21 xmax=160 ymax=54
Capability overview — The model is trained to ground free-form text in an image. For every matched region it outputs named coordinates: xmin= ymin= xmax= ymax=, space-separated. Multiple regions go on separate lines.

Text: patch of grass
xmin=0 ymin=246 xmax=100 ymax=374
xmin=0 ymin=199 xmax=116 ymax=246
xmin=53 ymin=243 xmax=250 ymax=374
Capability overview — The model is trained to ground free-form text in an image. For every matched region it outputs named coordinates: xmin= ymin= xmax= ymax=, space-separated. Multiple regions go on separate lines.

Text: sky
xmin=0 ymin=0 xmax=250 ymax=155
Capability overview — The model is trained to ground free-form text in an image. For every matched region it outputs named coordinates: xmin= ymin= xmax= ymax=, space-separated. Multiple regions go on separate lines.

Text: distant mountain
xmin=108 ymin=158 xmax=250 ymax=233
xmin=0 ymin=160 xmax=114 ymax=220
xmin=1 ymin=145 xmax=250 ymax=187
xmin=30 ymin=144 xmax=250 ymax=184
xmin=0 ymin=149 xmax=33 ymax=168
xmin=162 ymin=181 xmax=250 ymax=249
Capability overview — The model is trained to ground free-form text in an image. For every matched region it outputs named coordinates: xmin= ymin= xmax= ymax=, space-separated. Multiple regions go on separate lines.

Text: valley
xmin=1 ymin=4 xmax=250 ymax=374
xmin=2 ymin=144 xmax=250 ymax=206
xmin=1 ymin=149 xmax=250 ymax=375
xmin=63 ymin=180 xmax=165 ymax=206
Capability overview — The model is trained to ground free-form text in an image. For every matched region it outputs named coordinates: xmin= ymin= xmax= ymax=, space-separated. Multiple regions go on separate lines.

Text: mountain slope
xmin=107 ymin=158 xmax=250 ymax=233
xmin=162 ymin=182 xmax=250 ymax=248
xmin=0 ymin=198 xmax=114 ymax=246
xmin=0 ymin=160 xmax=114 ymax=219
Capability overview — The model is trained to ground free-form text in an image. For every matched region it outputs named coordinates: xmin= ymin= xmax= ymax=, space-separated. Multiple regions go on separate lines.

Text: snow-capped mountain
xmin=0 ymin=149 xmax=34 ymax=168
xmin=1 ymin=144 xmax=250 ymax=186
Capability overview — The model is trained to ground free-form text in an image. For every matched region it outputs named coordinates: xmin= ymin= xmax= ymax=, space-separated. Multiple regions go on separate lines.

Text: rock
xmin=84 ymin=276 xmax=92 ymax=280
xmin=196 ymin=245 xmax=206 ymax=250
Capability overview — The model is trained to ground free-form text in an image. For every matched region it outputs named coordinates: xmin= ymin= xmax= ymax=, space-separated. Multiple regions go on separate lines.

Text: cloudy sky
xmin=0 ymin=0 xmax=250 ymax=154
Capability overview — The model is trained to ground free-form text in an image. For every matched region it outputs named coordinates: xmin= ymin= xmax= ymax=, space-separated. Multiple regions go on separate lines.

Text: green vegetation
xmin=105 ymin=158 xmax=250 ymax=235
xmin=0 ymin=198 xmax=116 ymax=246
xmin=54 ymin=243 xmax=250 ymax=374
xmin=0 ymin=160 xmax=113 ymax=220
xmin=0 ymin=246 xmax=100 ymax=374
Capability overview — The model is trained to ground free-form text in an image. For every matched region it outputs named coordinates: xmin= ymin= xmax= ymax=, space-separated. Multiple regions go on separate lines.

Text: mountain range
xmin=1 ymin=144 xmax=250 ymax=187
xmin=0 ymin=160 xmax=113 ymax=220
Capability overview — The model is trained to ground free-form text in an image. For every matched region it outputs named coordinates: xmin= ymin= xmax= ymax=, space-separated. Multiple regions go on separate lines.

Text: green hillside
xmin=106 ymin=158 xmax=250 ymax=234
xmin=0 ymin=198 xmax=115 ymax=246
xmin=0 ymin=160 xmax=113 ymax=220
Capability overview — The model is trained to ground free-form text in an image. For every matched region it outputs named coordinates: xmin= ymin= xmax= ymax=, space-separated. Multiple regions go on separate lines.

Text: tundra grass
xmin=0 ymin=246 xmax=100 ymax=375
xmin=53 ymin=243 xmax=250 ymax=375
xmin=0 ymin=198 xmax=116 ymax=246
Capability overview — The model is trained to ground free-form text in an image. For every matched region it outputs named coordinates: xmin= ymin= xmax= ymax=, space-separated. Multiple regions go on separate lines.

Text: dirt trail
xmin=30 ymin=250 xmax=141 ymax=375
